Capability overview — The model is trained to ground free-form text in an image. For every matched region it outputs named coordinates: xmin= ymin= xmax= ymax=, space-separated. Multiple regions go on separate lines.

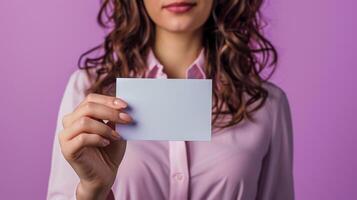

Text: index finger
xmin=79 ymin=93 xmax=128 ymax=110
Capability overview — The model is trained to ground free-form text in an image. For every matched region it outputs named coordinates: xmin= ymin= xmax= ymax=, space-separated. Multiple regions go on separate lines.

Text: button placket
xmin=169 ymin=141 xmax=189 ymax=200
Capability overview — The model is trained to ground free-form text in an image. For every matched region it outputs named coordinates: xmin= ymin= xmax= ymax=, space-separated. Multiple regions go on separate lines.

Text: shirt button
xmin=173 ymin=173 xmax=184 ymax=181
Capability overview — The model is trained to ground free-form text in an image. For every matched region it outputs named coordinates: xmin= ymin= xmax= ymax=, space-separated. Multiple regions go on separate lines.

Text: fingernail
xmin=102 ymin=139 xmax=110 ymax=147
xmin=111 ymin=130 xmax=121 ymax=140
xmin=119 ymin=112 xmax=133 ymax=122
xmin=113 ymin=98 xmax=128 ymax=108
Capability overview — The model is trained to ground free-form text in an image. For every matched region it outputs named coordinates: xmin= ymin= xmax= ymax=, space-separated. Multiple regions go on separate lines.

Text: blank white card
xmin=115 ymin=78 xmax=212 ymax=141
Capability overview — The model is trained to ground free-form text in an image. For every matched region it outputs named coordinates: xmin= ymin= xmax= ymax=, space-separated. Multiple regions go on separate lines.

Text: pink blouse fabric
xmin=47 ymin=48 xmax=294 ymax=200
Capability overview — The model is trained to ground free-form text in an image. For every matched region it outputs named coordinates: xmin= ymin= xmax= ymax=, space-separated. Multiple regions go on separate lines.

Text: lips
xmin=162 ymin=1 xmax=197 ymax=13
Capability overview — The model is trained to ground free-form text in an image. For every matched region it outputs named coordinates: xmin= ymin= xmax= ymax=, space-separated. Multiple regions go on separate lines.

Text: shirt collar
xmin=146 ymin=47 xmax=206 ymax=79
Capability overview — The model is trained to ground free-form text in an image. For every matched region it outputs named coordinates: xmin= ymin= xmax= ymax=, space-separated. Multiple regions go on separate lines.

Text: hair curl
xmin=78 ymin=0 xmax=278 ymax=131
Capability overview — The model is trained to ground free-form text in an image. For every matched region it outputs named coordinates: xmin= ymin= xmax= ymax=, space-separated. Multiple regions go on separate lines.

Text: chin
xmin=161 ymin=19 xmax=197 ymax=33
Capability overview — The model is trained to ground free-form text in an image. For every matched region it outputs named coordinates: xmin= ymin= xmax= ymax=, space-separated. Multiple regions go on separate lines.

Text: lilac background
xmin=0 ymin=0 xmax=356 ymax=199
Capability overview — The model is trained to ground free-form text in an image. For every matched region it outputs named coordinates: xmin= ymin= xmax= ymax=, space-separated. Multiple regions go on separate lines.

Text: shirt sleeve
xmin=255 ymin=90 xmax=295 ymax=200
xmin=46 ymin=69 xmax=88 ymax=200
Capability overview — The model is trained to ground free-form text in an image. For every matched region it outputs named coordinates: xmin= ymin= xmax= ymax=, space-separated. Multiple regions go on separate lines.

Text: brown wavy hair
xmin=78 ymin=0 xmax=278 ymax=131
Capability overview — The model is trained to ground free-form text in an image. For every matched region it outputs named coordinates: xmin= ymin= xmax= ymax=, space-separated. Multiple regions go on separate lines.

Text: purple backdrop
xmin=1 ymin=0 xmax=356 ymax=199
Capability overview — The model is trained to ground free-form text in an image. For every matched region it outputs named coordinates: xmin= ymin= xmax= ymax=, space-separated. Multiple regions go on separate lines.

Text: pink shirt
xmin=47 ymin=48 xmax=294 ymax=200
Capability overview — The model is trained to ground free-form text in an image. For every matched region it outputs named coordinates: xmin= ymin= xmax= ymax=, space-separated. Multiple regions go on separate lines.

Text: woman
xmin=47 ymin=0 xmax=294 ymax=199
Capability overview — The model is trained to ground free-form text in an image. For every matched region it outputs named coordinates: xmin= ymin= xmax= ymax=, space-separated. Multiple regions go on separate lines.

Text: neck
xmin=153 ymin=27 xmax=203 ymax=78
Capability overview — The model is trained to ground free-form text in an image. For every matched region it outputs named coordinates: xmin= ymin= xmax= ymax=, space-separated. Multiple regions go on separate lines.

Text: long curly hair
xmin=78 ymin=0 xmax=278 ymax=131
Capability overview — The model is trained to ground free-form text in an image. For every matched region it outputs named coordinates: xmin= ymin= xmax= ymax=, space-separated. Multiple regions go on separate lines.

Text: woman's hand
xmin=58 ymin=93 xmax=133 ymax=200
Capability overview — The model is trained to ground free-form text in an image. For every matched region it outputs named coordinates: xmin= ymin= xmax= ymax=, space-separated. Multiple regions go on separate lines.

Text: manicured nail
xmin=119 ymin=112 xmax=133 ymax=122
xmin=102 ymin=139 xmax=110 ymax=147
xmin=113 ymin=98 xmax=128 ymax=108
